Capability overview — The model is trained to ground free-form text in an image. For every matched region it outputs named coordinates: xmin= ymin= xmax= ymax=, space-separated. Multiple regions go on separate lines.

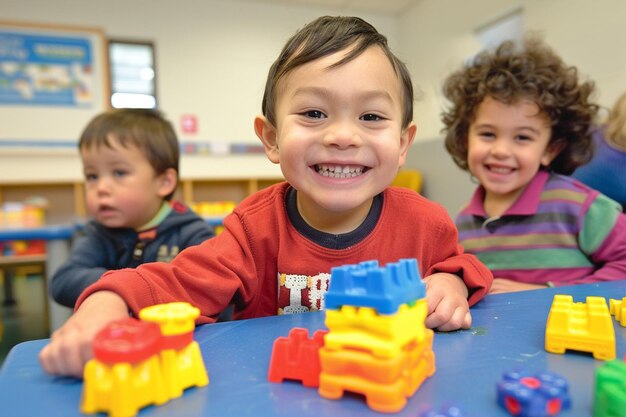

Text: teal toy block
xmin=325 ymin=258 xmax=425 ymax=314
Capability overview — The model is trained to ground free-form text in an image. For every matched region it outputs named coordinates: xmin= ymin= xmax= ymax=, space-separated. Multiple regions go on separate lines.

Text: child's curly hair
xmin=441 ymin=37 xmax=598 ymax=175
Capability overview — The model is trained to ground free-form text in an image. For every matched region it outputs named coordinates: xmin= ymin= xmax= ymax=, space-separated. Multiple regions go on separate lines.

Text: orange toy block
xmin=318 ymin=329 xmax=435 ymax=413
xmin=545 ymin=295 xmax=616 ymax=360
xmin=268 ymin=327 xmax=328 ymax=387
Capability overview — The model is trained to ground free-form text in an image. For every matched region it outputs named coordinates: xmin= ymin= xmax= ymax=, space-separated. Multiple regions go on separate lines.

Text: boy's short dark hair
xmin=261 ymin=16 xmax=414 ymax=129
xmin=79 ymin=108 xmax=179 ymax=200
xmin=441 ymin=36 xmax=599 ymax=175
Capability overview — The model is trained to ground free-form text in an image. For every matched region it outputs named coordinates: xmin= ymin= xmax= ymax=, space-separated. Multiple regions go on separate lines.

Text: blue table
xmin=0 ymin=281 xmax=624 ymax=416
xmin=0 ymin=224 xmax=75 ymax=331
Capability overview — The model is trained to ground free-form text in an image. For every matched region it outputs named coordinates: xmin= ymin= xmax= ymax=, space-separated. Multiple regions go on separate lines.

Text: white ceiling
xmin=239 ymin=0 xmax=420 ymax=16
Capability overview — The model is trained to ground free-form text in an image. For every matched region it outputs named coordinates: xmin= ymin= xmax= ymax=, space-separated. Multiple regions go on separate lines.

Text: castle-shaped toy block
xmin=496 ymin=369 xmax=571 ymax=417
xmin=267 ymin=327 xmax=328 ymax=387
xmin=545 ymin=295 xmax=616 ymax=360
xmin=318 ymin=258 xmax=435 ymax=413
xmin=325 ymin=258 xmax=425 ymax=314
xmin=81 ymin=318 xmax=170 ymax=417
xmin=139 ymin=302 xmax=209 ymax=399
xmin=609 ymin=297 xmax=626 ymax=327
xmin=324 ymin=300 xmax=427 ymax=358
xmin=318 ymin=328 xmax=435 ymax=413
xmin=594 ymin=359 xmax=626 ymax=417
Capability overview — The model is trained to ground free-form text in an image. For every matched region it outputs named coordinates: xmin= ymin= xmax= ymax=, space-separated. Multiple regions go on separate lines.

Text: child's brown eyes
xmin=361 ymin=114 xmax=383 ymax=121
xmin=302 ymin=110 xmax=325 ymax=119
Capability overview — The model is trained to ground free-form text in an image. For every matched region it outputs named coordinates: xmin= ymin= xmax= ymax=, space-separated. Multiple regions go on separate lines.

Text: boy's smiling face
xmin=255 ymin=45 xmax=415 ymax=233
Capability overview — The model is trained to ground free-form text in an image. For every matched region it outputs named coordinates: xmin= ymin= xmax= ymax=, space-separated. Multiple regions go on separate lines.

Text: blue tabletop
xmin=0 ymin=281 xmax=625 ymax=417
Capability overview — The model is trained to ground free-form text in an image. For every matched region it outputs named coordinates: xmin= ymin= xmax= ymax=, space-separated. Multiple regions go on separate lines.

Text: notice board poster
xmin=0 ymin=20 xmax=109 ymax=149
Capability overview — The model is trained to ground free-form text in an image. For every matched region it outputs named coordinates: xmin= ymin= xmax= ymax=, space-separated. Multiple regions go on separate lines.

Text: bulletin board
xmin=0 ymin=20 xmax=109 ymax=151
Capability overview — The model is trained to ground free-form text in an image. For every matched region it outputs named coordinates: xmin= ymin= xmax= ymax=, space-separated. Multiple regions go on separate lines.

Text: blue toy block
xmin=497 ymin=369 xmax=571 ymax=417
xmin=325 ymin=258 xmax=425 ymax=314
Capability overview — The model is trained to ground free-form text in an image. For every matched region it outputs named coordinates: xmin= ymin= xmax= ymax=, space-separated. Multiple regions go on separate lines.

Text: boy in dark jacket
xmin=50 ymin=109 xmax=214 ymax=307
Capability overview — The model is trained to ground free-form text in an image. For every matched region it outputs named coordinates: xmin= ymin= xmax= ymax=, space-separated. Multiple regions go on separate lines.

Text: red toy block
xmin=268 ymin=327 xmax=328 ymax=387
xmin=92 ymin=317 xmax=162 ymax=364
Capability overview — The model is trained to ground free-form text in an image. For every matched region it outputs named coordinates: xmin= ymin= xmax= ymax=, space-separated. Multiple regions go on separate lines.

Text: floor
xmin=0 ymin=272 xmax=50 ymax=368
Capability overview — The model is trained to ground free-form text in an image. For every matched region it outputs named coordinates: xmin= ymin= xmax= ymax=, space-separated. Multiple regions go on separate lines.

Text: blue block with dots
xmin=325 ymin=258 xmax=425 ymax=314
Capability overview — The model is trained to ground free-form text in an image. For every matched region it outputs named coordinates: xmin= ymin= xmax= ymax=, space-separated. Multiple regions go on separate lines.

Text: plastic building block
xmin=139 ymin=302 xmax=209 ymax=399
xmin=594 ymin=359 xmax=626 ymax=417
xmin=318 ymin=328 xmax=435 ymax=413
xmin=545 ymin=295 xmax=616 ymax=360
xmin=267 ymin=327 xmax=328 ymax=387
xmin=82 ymin=318 xmax=169 ymax=417
xmin=419 ymin=405 xmax=465 ymax=417
xmin=325 ymin=258 xmax=425 ymax=314
xmin=324 ymin=300 xmax=428 ymax=357
xmin=609 ymin=297 xmax=626 ymax=327
xmin=496 ymin=369 xmax=571 ymax=417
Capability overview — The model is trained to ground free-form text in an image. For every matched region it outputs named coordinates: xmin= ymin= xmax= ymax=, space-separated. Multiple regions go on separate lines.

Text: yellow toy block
xmin=609 ymin=297 xmax=626 ymax=327
xmin=139 ymin=302 xmax=209 ymax=398
xmin=324 ymin=300 xmax=427 ymax=358
xmin=545 ymin=295 xmax=615 ymax=360
xmin=81 ymin=318 xmax=168 ymax=417
xmin=139 ymin=302 xmax=199 ymax=336
xmin=82 ymin=356 xmax=169 ymax=417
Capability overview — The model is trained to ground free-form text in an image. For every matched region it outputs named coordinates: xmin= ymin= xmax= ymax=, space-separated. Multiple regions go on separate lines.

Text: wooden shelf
xmin=0 ymin=176 xmax=284 ymax=224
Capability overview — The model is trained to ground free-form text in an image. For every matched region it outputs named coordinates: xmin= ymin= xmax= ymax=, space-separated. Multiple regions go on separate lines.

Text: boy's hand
xmin=489 ymin=278 xmax=547 ymax=294
xmin=39 ymin=291 xmax=129 ymax=378
xmin=423 ymin=272 xmax=471 ymax=331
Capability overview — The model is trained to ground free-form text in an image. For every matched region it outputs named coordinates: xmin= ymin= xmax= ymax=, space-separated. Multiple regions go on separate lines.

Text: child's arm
xmin=489 ymin=278 xmax=548 ymax=294
xmin=578 ymin=195 xmax=626 ymax=282
xmin=38 ymin=291 xmax=129 ymax=378
xmin=423 ymin=272 xmax=471 ymax=331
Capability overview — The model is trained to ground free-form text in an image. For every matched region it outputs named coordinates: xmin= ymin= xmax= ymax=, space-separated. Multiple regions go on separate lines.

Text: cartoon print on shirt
xmin=277 ymin=272 xmax=331 ymax=314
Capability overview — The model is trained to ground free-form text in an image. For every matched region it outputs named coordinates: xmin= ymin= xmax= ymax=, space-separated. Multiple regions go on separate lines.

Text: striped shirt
xmin=456 ymin=170 xmax=626 ymax=285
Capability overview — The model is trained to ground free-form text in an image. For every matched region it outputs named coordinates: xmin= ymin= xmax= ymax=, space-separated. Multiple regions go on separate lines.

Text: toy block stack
xmin=318 ymin=258 xmax=435 ymax=413
xmin=81 ymin=318 xmax=170 ymax=417
xmin=545 ymin=295 xmax=616 ymax=360
xmin=81 ymin=302 xmax=209 ymax=417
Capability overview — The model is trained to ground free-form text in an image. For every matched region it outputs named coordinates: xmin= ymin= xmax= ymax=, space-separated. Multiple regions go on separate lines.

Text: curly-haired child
xmin=441 ymin=37 xmax=626 ymax=294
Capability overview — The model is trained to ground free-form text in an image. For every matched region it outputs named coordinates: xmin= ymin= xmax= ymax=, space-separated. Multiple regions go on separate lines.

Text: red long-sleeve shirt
xmin=78 ymin=182 xmax=492 ymax=323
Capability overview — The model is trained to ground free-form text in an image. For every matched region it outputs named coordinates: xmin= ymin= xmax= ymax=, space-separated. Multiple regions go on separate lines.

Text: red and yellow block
xmin=81 ymin=302 xmax=208 ymax=417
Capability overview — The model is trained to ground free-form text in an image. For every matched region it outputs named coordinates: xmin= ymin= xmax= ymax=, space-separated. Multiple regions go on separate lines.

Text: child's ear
xmin=541 ymin=139 xmax=565 ymax=166
xmin=156 ymin=168 xmax=178 ymax=198
xmin=254 ymin=115 xmax=279 ymax=164
xmin=398 ymin=122 xmax=417 ymax=167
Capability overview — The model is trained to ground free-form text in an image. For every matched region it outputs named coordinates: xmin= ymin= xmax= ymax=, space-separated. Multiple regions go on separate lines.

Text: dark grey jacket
xmin=50 ymin=201 xmax=214 ymax=307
